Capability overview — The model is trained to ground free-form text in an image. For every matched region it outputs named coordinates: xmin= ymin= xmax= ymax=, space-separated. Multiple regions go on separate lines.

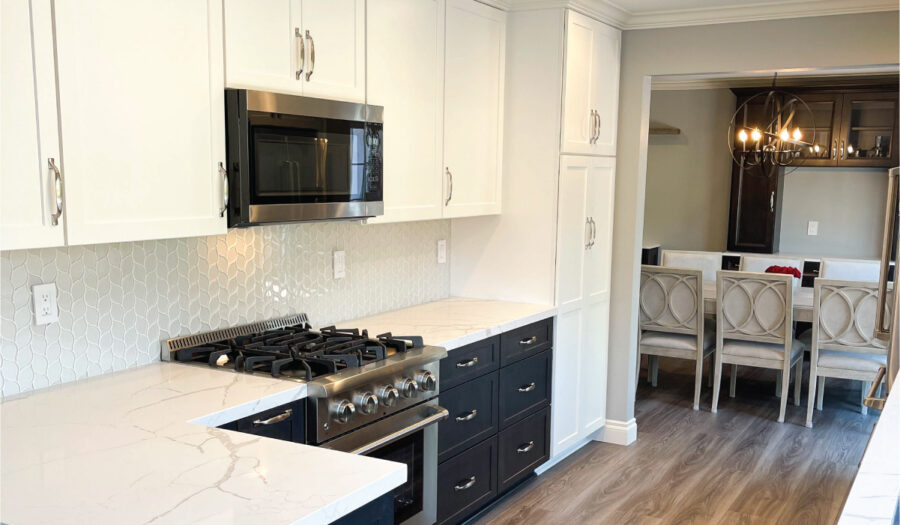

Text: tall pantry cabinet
xmin=450 ymin=8 xmax=620 ymax=461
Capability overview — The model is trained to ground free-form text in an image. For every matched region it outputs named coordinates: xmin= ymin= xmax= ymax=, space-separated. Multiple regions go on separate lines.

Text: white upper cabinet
xmin=53 ymin=0 xmax=227 ymax=246
xmin=561 ymin=11 xmax=620 ymax=156
xmin=1 ymin=0 xmax=64 ymax=250
xmin=366 ymin=0 xmax=444 ymax=223
xmin=224 ymin=0 xmax=366 ymax=102
xmin=443 ymin=0 xmax=505 ymax=218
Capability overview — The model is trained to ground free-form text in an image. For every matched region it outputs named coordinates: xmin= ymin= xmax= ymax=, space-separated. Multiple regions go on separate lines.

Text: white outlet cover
xmin=32 ymin=282 xmax=59 ymax=325
xmin=807 ymin=221 xmax=819 ymax=236
xmin=333 ymin=250 xmax=346 ymax=279
xmin=437 ymin=240 xmax=447 ymax=264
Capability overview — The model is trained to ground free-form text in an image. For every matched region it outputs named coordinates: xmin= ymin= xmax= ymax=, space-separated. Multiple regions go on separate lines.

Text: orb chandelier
xmin=727 ymin=74 xmax=819 ymax=174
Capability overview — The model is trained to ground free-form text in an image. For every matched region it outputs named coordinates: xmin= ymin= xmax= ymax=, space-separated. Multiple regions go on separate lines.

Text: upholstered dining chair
xmin=639 ymin=266 xmax=714 ymax=410
xmin=819 ymin=258 xmax=882 ymax=282
xmin=711 ymin=271 xmax=805 ymax=423
xmin=806 ymin=279 xmax=889 ymax=427
xmin=740 ymin=255 xmax=804 ymax=289
xmin=661 ymin=250 xmax=722 ymax=283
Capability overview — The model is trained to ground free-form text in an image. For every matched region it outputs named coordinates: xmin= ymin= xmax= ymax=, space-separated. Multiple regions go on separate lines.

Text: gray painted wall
xmin=611 ymin=12 xmax=899 ymax=426
xmin=644 ymin=89 xmax=735 ymax=252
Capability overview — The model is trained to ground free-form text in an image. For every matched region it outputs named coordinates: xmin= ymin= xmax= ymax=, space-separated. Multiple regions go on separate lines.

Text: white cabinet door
xmin=301 ymin=0 xmax=366 ymax=103
xmin=54 ymin=0 xmax=227 ymax=246
xmin=443 ymin=0 xmax=505 ymax=218
xmin=366 ymin=0 xmax=444 ymax=223
xmin=224 ymin=0 xmax=302 ymax=95
xmin=0 ymin=0 xmax=65 ymax=250
xmin=561 ymin=11 xmax=620 ymax=157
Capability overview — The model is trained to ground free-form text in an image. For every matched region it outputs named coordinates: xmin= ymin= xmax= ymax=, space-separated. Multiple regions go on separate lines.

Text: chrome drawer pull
xmin=455 ymin=409 xmax=478 ymax=422
xmin=454 ymin=476 xmax=476 ymax=491
xmin=519 ymin=336 xmax=537 ymax=346
xmin=456 ymin=357 xmax=478 ymax=368
xmin=517 ymin=441 xmax=535 ymax=454
xmin=253 ymin=409 xmax=292 ymax=426
xmin=518 ymin=382 xmax=536 ymax=393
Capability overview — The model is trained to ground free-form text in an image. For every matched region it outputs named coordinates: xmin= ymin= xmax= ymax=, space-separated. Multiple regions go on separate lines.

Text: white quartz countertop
xmin=335 ymin=297 xmax=557 ymax=351
xmin=839 ymin=386 xmax=900 ymax=525
xmin=0 ymin=363 xmax=406 ymax=525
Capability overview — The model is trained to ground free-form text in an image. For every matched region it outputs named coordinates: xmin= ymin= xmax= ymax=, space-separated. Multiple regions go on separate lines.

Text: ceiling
xmin=502 ymin=0 xmax=899 ymax=29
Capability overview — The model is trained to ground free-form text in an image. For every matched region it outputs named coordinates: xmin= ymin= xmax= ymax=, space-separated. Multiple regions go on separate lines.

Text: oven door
xmin=321 ymin=403 xmax=447 ymax=525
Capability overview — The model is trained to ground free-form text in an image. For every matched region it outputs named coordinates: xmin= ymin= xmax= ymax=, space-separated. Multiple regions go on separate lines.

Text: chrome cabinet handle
xmin=589 ymin=110 xmax=595 ymax=143
xmin=455 ymin=409 xmax=477 ymax=422
xmin=769 ymin=191 xmax=774 ymax=213
xmin=454 ymin=476 xmax=476 ymax=491
xmin=516 ymin=441 xmax=535 ymax=454
xmin=445 ymin=167 xmax=453 ymax=206
xmin=840 ymin=140 xmax=845 ymax=160
xmin=456 ymin=357 xmax=478 ymax=368
xmin=585 ymin=217 xmax=592 ymax=249
xmin=219 ymin=162 xmax=228 ymax=217
xmin=295 ymin=28 xmax=305 ymax=79
xmin=589 ymin=217 xmax=596 ymax=248
xmin=305 ymin=30 xmax=315 ymax=81
xmin=832 ymin=139 xmax=837 ymax=160
xmin=48 ymin=158 xmax=63 ymax=226
xmin=518 ymin=382 xmax=536 ymax=393
xmin=520 ymin=336 xmax=537 ymax=346
xmin=595 ymin=111 xmax=601 ymax=140
xmin=253 ymin=408 xmax=292 ymax=426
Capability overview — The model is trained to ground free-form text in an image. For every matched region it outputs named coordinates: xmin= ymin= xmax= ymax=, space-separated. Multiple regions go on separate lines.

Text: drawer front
xmin=498 ymin=407 xmax=550 ymax=492
xmin=437 ymin=436 xmax=498 ymax=525
xmin=440 ymin=336 xmax=500 ymax=390
xmin=499 ymin=350 xmax=552 ymax=428
xmin=500 ymin=318 xmax=553 ymax=366
xmin=439 ymin=371 xmax=500 ymax=463
xmin=233 ymin=400 xmax=305 ymax=443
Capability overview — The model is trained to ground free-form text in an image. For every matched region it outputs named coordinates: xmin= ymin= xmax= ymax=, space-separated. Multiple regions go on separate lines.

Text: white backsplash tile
xmin=0 ymin=220 xmax=450 ymax=397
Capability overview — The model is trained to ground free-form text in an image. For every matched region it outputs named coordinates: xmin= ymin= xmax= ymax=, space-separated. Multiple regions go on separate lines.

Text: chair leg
xmin=861 ymin=381 xmax=870 ymax=415
xmin=816 ymin=377 xmax=825 ymax=411
xmin=729 ymin=364 xmax=737 ymax=398
xmin=806 ymin=373 xmax=817 ymax=428
xmin=778 ymin=365 xmax=791 ymax=423
xmin=775 ymin=370 xmax=783 ymax=398
xmin=712 ymin=353 xmax=723 ymax=414
xmin=707 ymin=356 xmax=713 ymax=388
xmin=793 ymin=359 xmax=802 ymax=407
xmin=692 ymin=356 xmax=703 ymax=411
xmin=650 ymin=356 xmax=659 ymax=387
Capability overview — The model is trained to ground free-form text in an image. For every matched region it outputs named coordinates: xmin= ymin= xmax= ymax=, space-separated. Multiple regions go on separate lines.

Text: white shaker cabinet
xmin=561 ymin=10 xmax=620 ymax=157
xmin=0 ymin=0 xmax=64 ymax=250
xmin=366 ymin=0 xmax=445 ymax=223
xmin=224 ymin=0 xmax=366 ymax=103
xmin=442 ymin=0 xmax=505 ymax=218
xmin=52 ymin=0 xmax=227 ymax=246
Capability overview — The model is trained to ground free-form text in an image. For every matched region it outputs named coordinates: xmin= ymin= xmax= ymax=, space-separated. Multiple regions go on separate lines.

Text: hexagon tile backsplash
xmin=0 ymin=220 xmax=451 ymax=397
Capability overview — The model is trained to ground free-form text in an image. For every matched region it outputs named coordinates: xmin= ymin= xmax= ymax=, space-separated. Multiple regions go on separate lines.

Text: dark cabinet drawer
xmin=499 ymin=350 xmax=551 ymax=428
xmin=228 ymin=400 xmax=305 ymax=443
xmin=500 ymin=318 xmax=553 ymax=366
xmin=437 ymin=436 xmax=498 ymax=525
xmin=440 ymin=336 xmax=500 ymax=390
xmin=439 ymin=371 xmax=499 ymax=463
xmin=498 ymin=407 xmax=550 ymax=492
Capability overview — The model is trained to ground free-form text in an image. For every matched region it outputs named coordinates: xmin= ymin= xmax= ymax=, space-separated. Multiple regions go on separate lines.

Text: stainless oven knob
xmin=334 ymin=400 xmax=356 ymax=424
xmin=379 ymin=385 xmax=400 ymax=407
xmin=398 ymin=378 xmax=418 ymax=398
xmin=415 ymin=370 xmax=437 ymax=392
xmin=356 ymin=392 xmax=379 ymax=415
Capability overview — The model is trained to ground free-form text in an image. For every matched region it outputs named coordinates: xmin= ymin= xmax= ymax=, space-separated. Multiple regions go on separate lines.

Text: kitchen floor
xmin=473 ymin=357 xmax=878 ymax=524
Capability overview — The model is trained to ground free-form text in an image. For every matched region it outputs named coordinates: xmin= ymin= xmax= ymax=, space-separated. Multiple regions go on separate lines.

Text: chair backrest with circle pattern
xmin=639 ymin=266 xmax=703 ymax=337
xmin=813 ymin=278 xmax=889 ymax=355
xmin=716 ymin=270 xmax=793 ymax=345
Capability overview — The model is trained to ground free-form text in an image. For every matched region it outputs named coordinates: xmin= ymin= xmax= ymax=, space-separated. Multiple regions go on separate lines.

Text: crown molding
xmin=504 ymin=0 xmax=899 ymax=30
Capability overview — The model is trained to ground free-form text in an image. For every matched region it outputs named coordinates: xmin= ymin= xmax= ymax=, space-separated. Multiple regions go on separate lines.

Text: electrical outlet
xmin=32 ymin=283 xmax=59 ymax=325
xmin=333 ymin=250 xmax=346 ymax=279
xmin=437 ymin=239 xmax=447 ymax=264
xmin=807 ymin=221 xmax=819 ymax=236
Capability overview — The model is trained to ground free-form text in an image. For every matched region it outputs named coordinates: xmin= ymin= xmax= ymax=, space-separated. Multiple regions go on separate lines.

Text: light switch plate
xmin=333 ymin=250 xmax=346 ymax=279
xmin=807 ymin=221 xmax=819 ymax=236
xmin=32 ymin=283 xmax=59 ymax=325
xmin=437 ymin=240 xmax=447 ymax=264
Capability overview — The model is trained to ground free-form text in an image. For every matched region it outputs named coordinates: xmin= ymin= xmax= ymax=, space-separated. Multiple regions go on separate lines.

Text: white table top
xmin=701 ymin=282 xmax=814 ymax=322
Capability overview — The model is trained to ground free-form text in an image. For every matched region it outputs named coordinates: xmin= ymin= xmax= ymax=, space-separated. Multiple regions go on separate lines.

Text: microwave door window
xmin=254 ymin=130 xmax=319 ymax=198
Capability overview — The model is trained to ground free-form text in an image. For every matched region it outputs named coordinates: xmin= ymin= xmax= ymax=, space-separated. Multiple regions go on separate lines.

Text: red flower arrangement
xmin=765 ymin=265 xmax=801 ymax=279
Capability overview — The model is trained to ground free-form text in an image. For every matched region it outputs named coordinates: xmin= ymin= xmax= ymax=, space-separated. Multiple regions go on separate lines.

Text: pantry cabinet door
xmin=0 ymin=0 xmax=65 ymax=250
xmin=300 ymin=0 xmax=366 ymax=103
xmin=54 ymin=0 xmax=227 ymax=246
xmin=224 ymin=0 xmax=303 ymax=95
xmin=366 ymin=0 xmax=444 ymax=223
xmin=443 ymin=0 xmax=505 ymax=218
xmin=590 ymin=22 xmax=620 ymax=156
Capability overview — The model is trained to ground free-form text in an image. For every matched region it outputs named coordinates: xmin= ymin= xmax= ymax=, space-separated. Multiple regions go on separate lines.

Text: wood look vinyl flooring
xmin=472 ymin=358 xmax=879 ymax=525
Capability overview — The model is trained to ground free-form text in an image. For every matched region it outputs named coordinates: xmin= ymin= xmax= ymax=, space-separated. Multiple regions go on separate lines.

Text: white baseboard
xmin=597 ymin=418 xmax=637 ymax=445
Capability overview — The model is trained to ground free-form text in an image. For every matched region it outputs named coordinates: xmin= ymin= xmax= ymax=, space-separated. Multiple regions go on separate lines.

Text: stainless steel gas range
xmin=161 ymin=314 xmax=447 ymax=525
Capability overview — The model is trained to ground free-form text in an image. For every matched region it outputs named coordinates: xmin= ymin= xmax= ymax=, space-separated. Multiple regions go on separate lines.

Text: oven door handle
xmin=321 ymin=403 xmax=448 ymax=455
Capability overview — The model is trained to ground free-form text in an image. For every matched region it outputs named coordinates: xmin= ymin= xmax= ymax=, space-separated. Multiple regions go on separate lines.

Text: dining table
xmin=701 ymin=282 xmax=814 ymax=323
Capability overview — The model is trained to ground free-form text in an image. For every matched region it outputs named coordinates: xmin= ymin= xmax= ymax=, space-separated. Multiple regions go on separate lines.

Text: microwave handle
xmin=218 ymin=162 xmax=229 ymax=218
xmin=876 ymin=167 xmax=898 ymax=340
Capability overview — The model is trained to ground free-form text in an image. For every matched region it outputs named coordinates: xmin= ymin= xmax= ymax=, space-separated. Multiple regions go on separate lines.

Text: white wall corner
xmin=597 ymin=418 xmax=637 ymax=445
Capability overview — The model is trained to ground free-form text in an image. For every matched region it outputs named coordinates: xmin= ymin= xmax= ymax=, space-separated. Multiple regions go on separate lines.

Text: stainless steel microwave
xmin=224 ymin=90 xmax=383 ymax=227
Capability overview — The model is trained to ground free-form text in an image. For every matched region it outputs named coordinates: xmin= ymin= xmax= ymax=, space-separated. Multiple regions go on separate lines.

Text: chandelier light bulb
xmin=813 ymin=144 xmax=820 ymax=153
xmin=847 ymin=144 xmax=855 ymax=154
xmin=738 ymin=129 xmax=748 ymax=143
xmin=779 ymin=129 xmax=790 ymax=141
xmin=751 ymin=129 xmax=762 ymax=141
xmin=792 ymin=128 xmax=802 ymax=140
